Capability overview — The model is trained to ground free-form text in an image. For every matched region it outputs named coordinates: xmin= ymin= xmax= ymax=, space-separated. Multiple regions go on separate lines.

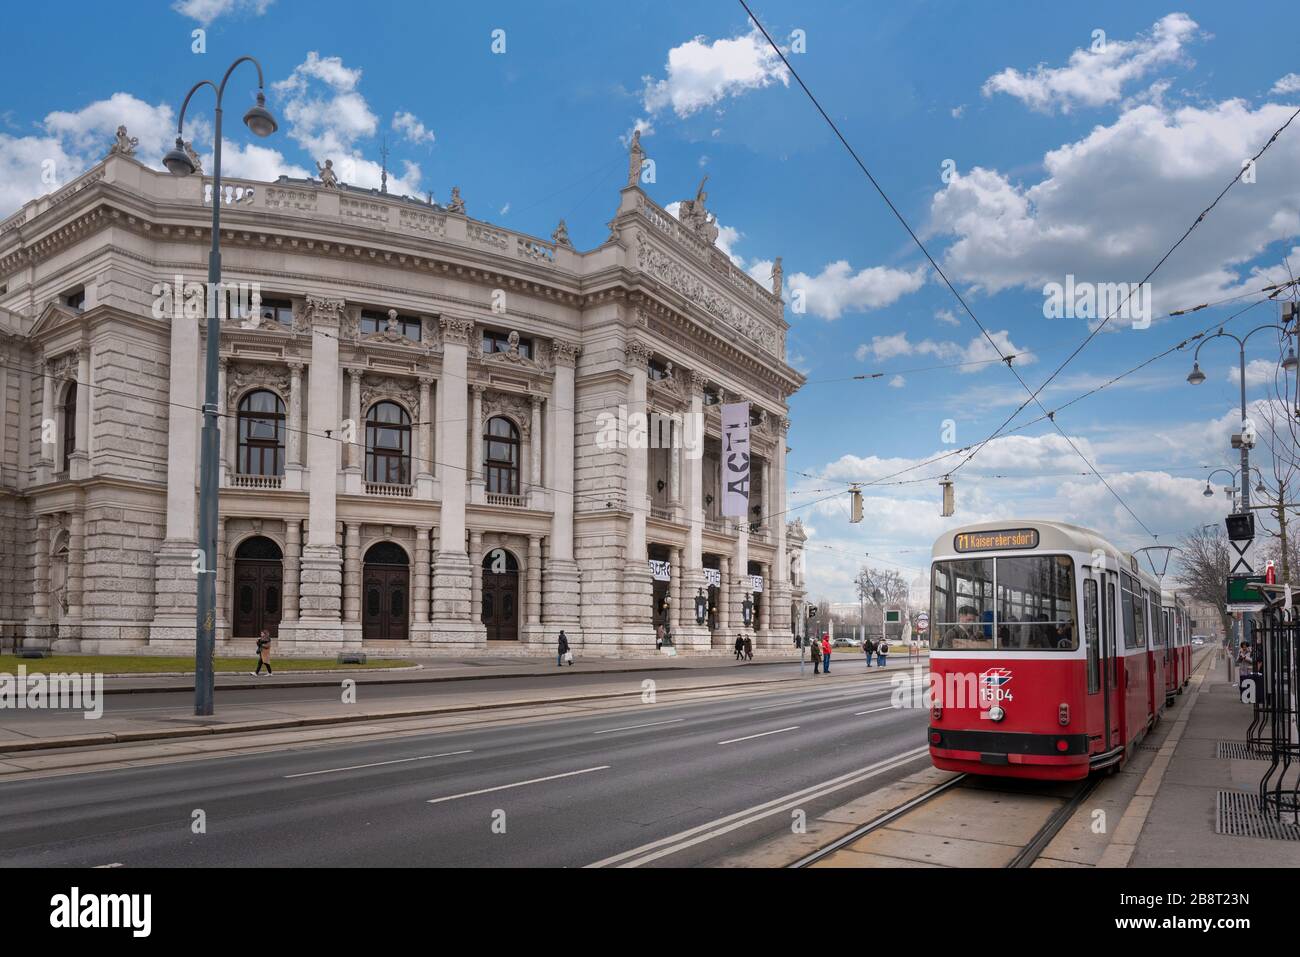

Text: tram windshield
xmin=932 ymin=555 xmax=1077 ymax=651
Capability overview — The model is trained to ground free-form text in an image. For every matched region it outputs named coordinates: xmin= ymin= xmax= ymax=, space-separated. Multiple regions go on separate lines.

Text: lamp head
xmin=243 ymin=91 xmax=278 ymax=138
xmin=1187 ymin=361 xmax=1206 ymax=385
xmin=162 ymin=136 xmax=195 ymax=177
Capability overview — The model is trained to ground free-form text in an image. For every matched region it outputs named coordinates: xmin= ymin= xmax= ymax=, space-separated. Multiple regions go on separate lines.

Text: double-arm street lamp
xmin=1187 ymin=324 xmax=1298 ymax=514
xmin=162 ymin=57 xmax=277 ymax=716
xmin=1203 ymin=466 xmax=1266 ymax=508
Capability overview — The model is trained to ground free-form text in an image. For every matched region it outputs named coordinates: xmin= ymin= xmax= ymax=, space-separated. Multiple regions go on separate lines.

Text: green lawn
xmin=0 ymin=655 xmax=414 ymax=675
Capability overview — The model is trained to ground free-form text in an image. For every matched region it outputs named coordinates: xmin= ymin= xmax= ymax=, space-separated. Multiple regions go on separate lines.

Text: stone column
xmin=759 ymin=562 xmax=771 ymax=638
xmin=343 ymin=523 xmax=362 ymax=624
xmin=287 ymin=362 xmax=304 ymax=466
xmin=622 ymin=339 xmax=653 ymax=636
xmin=431 ymin=316 xmax=479 ymax=645
xmin=283 ymin=518 xmax=301 ymax=623
xmin=527 ymin=534 xmax=542 ymax=638
xmin=543 ymin=340 xmax=582 ymax=636
xmin=413 ymin=525 xmax=431 ymax=626
xmin=0 ymin=347 xmax=7 ymax=482
xmin=298 ymin=297 xmax=346 ymax=639
xmin=33 ymin=514 xmax=51 ymax=621
xmin=669 ymin=417 xmax=681 ymax=514
xmin=768 ymin=418 xmax=793 ymax=647
xmin=69 ymin=348 xmax=90 ymax=479
xmin=347 ymin=369 xmax=363 ymax=470
xmin=682 ymin=372 xmax=707 ymax=648
xmin=66 ymin=511 xmax=85 ymax=620
xmin=39 ymin=360 xmax=55 ymax=468
xmin=670 ymin=545 xmax=684 ymax=634
xmin=150 ymin=303 xmax=200 ymax=642
xmin=418 ymin=377 xmax=433 ymax=478
xmin=734 ymin=527 xmax=750 ymax=636
xmin=216 ymin=516 xmax=228 ymax=629
xmin=469 ymin=528 xmax=483 ymax=627
xmin=530 ymin=395 xmax=543 ymax=493
xmin=218 ymin=357 xmax=230 ymax=481
xmin=718 ymin=555 xmax=730 ymax=635
xmin=469 ymin=384 xmax=485 ymax=492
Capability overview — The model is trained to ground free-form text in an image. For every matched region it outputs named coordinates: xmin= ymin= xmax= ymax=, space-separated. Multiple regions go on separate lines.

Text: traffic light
xmin=807 ymin=605 xmax=819 ymax=619
xmin=850 ymin=485 xmax=863 ymax=523
xmin=1226 ymin=512 xmax=1255 ymax=541
xmin=940 ymin=476 xmax=954 ymax=517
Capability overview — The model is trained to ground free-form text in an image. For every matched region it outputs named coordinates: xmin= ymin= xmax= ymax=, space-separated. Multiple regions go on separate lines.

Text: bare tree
xmin=1176 ymin=524 xmax=1232 ymax=638
xmin=856 ymin=566 xmax=910 ymax=609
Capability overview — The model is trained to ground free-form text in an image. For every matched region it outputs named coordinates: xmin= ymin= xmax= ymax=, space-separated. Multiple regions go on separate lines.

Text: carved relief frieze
xmin=360 ymin=373 xmax=420 ymax=418
xmin=226 ymin=361 xmax=290 ymax=407
xmin=480 ymin=389 xmax=533 ymax=438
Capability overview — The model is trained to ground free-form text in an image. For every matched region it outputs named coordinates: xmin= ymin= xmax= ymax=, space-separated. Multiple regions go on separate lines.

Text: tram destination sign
xmin=953 ymin=528 xmax=1040 ymax=553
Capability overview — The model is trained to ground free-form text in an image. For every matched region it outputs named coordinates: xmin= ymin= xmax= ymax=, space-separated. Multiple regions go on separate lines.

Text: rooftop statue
xmin=448 ymin=186 xmax=466 ymax=214
xmin=109 ymin=125 xmax=138 ymax=157
xmin=771 ymin=256 xmax=783 ymax=296
xmin=551 ymin=218 xmax=571 ymax=247
xmin=627 ymin=129 xmax=644 ymax=186
xmin=677 ymin=175 xmax=719 ymax=244
xmin=316 ymin=159 xmax=340 ymax=189
xmin=183 ymin=141 xmax=203 ymax=175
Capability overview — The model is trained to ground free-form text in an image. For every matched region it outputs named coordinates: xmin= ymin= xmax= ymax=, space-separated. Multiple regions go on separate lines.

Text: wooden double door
xmin=233 ymin=560 xmax=283 ymax=638
xmin=481 ymin=569 xmax=519 ymax=641
xmin=363 ymin=564 xmax=410 ymax=640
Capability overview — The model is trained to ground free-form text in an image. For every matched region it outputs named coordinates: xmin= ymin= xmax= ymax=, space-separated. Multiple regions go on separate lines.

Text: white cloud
xmin=392 ymin=111 xmax=435 ymax=146
xmin=935 ymin=307 xmax=961 ymax=327
xmin=1272 ymin=74 xmax=1300 ymax=96
xmin=982 ymin=13 xmax=1202 ymax=114
xmin=210 ymin=139 xmax=309 ymax=182
xmin=951 ymin=105 xmax=966 ymax=119
xmin=889 ymin=374 xmax=906 ymax=388
xmin=173 ymin=0 xmax=272 ymax=26
xmin=928 ymin=98 xmax=1300 ymax=316
xmin=787 ymin=261 xmax=927 ymax=320
xmin=642 ymin=27 xmax=789 ymax=119
xmin=1228 ymin=357 xmax=1282 ymax=388
xmin=270 ymin=53 xmax=420 ymax=195
xmin=855 ymin=329 xmax=1034 ymax=371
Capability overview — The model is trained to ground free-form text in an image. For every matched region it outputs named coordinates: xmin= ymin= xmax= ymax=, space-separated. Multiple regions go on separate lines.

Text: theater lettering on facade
xmin=0 ymin=130 xmax=804 ymax=653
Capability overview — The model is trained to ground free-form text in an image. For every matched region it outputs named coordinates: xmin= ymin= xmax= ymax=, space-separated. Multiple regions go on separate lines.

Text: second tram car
xmin=1161 ymin=590 xmax=1192 ymax=700
xmin=927 ymin=520 xmax=1168 ymax=781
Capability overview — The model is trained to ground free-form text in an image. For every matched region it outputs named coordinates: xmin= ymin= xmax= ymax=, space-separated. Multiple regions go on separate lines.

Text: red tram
xmin=1161 ymin=590 xmax=1192 ymax=702
xmin=927 ymin=521 xmax=1167 ymax=781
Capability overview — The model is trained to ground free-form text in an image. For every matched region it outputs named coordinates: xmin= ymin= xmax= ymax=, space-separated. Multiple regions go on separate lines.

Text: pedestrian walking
xmin=863 ymin=636 xmax=874 ymax=667
xmin=735 ymin=635 xmax=745 ymax=660
xmin=810 ymin=635 xmax=822 ymax=674
xmin=877 ymin=639 xmax=889 ymax=668
xmin=744 ymin=636 xmax=754 ymax=661
xmin=557 ymin=630 xmax=572 ymax=666
xmin=821 ymin=633 xmax=832 ymax=674
xmin=252 ymin=629 xmax=272 ymax=675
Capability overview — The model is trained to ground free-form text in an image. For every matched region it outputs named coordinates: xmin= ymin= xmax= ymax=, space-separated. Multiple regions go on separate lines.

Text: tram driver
xmin=943 ymin=605 xmax=986 ymax=649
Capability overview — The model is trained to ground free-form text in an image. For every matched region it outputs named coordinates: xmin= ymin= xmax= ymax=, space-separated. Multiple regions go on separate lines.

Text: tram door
xmin=1103 ymin=572 xmax=1122 ymax=750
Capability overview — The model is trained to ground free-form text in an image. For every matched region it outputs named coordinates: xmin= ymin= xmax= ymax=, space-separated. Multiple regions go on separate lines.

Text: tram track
xmin=790 ymin=772 xmax=1098 ymax=869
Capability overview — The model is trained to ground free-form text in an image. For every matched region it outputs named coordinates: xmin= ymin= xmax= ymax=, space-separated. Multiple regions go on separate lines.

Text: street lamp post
xmin=163 ymin=57 xmax=277 ymax=716
xmin=1188 ymin=324 xmax=1297 ymax=514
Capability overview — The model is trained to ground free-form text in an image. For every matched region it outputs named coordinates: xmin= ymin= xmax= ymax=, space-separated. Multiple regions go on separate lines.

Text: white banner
xmin=750 ymin=574 xmax=764 ymax=593
xmin=648 ymin=559 xmax=671 ymax=582
xmin=703 ymin=568 xmax=721 ymax=588
xmin=721 ymin=402 xmax=751 ymax=518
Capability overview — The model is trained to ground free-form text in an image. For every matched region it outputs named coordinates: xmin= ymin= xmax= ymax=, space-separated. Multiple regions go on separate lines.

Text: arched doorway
xmin=233 ymin=536 xmax=283 ymax=638
xmin=481 ymin=548 xmax=520 ymax=641
xmin=363 ymin=542 xmax=410 ymax=640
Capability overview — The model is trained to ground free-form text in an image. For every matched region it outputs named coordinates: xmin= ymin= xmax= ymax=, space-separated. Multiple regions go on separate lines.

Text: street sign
xmin=807 ymin=606 xmax=818 ymax=619
xmin=1226 ymin=575 xmax=1266 ymax=604
xmin=917 ymin=612 xmax=929 ymax=633
xmin=885 ymin=609 xmax=901 ymax=623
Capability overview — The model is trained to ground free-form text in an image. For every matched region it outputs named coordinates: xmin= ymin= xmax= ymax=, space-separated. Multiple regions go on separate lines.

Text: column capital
xmin=347 ymin=367 xmax=364 ymax=383
xmin=419 ymin=374 xmax=435 ymax=388
xmin=690 ymin=369 xmax=708 ymax=392
xmin=439 ymin=315 xmax=476 ymax=346
xmin=287 ymin=360 xmax=305 ymax=374
xmin=305 ymin=295 xmax=347 ymax=329
xmin=471 ymin=383 xmax=487 ymax=396
xmin=530 ymin=394 xmax=543 ymax=411
xmin=552 ymin=339 xmax=580 ymax=368
xmin=625 ymin=338 xmax=652 ymax=368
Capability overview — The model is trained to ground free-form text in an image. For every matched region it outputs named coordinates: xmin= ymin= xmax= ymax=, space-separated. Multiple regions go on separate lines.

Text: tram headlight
xmin=987 ymin=706 xmax=1005 ymax=722
xmin=930 ymin=705 xmax=943 ymax=721
xmin=1058 ymin=702 xmax=1070 ymax=726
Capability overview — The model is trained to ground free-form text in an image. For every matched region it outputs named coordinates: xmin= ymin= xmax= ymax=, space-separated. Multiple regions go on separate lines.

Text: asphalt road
xmin=0 ymin=671 xmax=931 ymax=867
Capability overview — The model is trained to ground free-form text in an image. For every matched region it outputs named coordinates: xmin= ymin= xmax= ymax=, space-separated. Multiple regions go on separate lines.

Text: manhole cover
xmin=1217 ymin=741 xmax=1270 ymax=760
xmin=1216 ymin=790 xmax=1300 ymax=841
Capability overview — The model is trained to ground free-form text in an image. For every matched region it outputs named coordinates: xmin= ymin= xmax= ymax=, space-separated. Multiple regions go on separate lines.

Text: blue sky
xmin=5 ymin=0 xmax=1300 ymax=600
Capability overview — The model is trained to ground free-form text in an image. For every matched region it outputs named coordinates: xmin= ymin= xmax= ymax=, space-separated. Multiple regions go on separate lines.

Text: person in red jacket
xmin=821 ymin=634 xmax=832 ymax=674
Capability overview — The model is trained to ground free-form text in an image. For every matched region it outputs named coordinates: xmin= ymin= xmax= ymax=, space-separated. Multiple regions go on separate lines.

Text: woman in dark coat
xmin=557 ymin=630 xmax=570 ymax=667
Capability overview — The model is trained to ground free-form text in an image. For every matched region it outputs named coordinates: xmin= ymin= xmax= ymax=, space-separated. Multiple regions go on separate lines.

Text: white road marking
xmin=284 ymin=750 xmax=472 ymax=779
xmin=93 ymin=862 xmax=123 ymax=868
xmin=854 ymin=706 xmax=895 ymax=716
xmin=426 ymin=765 xmax=609 ymax=804
xmin=586 ymin=746 xmax=930 ymax=868
xmin=718 ymin=726 xmax=798 ymax=745
xmin=591 ymin=718 xmax=684 ymax=734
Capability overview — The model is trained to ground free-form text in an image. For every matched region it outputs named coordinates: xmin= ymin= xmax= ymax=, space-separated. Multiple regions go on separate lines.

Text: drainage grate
xmin=1217 ymin=741 xmax=1271 ymax=760
xmin=1139 ymin=744 xmax=1161 ymax=752
xmin=1216 ymin=790 xmax=1300 ymax=841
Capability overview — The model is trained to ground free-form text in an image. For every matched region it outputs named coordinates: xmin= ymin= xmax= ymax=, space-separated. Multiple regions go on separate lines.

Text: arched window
xmin=237 ymin=390 xmax=286 ymax=476
xmin=483 ymin=416 xmax=520 ymax=495
xmin=366 ymin=401 xmax=411 ymax=485
xmin=61 ymin=382 xmax=77 ymax=469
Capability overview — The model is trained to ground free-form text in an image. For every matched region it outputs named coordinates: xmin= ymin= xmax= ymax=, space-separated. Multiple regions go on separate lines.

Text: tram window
xmin=1085 ymin=579 xmax=1100 ymax=694
xmin=1107 ymin=582 xmax=1119 ymax=687
xmin=931 ymin=559 xmax=994 ymax=650
xmin=995 ymin=555 xmax=1077 ymax=650
xmin=1121 ymin=574 xmax=1141 ymax=649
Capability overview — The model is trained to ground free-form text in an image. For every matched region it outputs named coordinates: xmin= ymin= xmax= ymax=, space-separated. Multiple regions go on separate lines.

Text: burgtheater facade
xmin=0 ymin=138 xmax=805 ymax=654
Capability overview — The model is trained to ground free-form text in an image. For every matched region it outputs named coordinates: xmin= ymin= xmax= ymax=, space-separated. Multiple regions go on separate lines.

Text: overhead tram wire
xmin=740 ymin=2 xmax=1158 ymax=539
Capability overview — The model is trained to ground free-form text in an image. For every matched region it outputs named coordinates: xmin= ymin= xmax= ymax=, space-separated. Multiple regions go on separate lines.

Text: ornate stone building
xmin=0 ymin=142 xmax=805 ymax=654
